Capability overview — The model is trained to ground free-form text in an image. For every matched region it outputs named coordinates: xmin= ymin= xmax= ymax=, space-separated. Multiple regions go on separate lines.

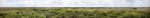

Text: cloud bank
xmin=0 ymin=0 xmax=150 ymax=7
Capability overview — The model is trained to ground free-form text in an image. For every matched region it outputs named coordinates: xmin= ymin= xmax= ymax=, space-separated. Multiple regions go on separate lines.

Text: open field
xmin=0 ymin=7 xmax=150 ymax=18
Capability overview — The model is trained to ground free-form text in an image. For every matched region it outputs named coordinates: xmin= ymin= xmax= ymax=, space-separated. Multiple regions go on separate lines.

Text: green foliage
xmin=0 ymin=8 xmax=150 ymax=18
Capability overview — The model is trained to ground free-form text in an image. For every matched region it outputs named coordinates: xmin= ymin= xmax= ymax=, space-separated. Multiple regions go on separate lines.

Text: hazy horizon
xmin=0 ymin=0 xmax=150 ymax=7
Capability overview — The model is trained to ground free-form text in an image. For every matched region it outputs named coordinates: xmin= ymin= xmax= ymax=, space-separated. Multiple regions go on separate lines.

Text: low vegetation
xmin=0 ymin=8 xmax=150 ymax=18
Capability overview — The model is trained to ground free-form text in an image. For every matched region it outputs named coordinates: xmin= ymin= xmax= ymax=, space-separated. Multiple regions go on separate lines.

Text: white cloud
xmin=0 ymin=0 xmax=149 ymax=7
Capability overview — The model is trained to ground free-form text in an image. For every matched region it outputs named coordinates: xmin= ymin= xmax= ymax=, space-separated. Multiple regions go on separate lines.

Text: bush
xmin=0 ymin=8 xmax=149 ymax=18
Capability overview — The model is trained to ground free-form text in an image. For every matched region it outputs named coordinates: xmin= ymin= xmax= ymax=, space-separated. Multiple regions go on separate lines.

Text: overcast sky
xmin=0 ymin=0 xmax=150 ymax=7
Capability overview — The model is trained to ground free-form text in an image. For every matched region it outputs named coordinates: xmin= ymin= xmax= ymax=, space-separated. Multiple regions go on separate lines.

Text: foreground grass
xmin=0 ymin=8 xmax=150 ymax=18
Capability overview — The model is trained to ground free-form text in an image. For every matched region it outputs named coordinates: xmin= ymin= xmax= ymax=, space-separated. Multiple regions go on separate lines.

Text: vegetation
xmin=0 ymin=8 xmax=150 ymax=18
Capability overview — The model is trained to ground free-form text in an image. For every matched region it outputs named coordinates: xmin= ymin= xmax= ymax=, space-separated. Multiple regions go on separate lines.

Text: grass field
xmin=0 ymin=7 xmax=150 ymax=18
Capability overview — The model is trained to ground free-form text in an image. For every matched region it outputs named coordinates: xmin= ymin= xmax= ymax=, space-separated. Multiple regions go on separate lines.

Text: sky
xmin=0 ymin=0 xmax=150 ymax=7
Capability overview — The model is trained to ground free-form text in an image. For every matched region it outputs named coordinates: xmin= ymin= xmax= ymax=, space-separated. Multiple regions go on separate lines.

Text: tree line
xmin=0 ymin=8 xmax=150 ymax=18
